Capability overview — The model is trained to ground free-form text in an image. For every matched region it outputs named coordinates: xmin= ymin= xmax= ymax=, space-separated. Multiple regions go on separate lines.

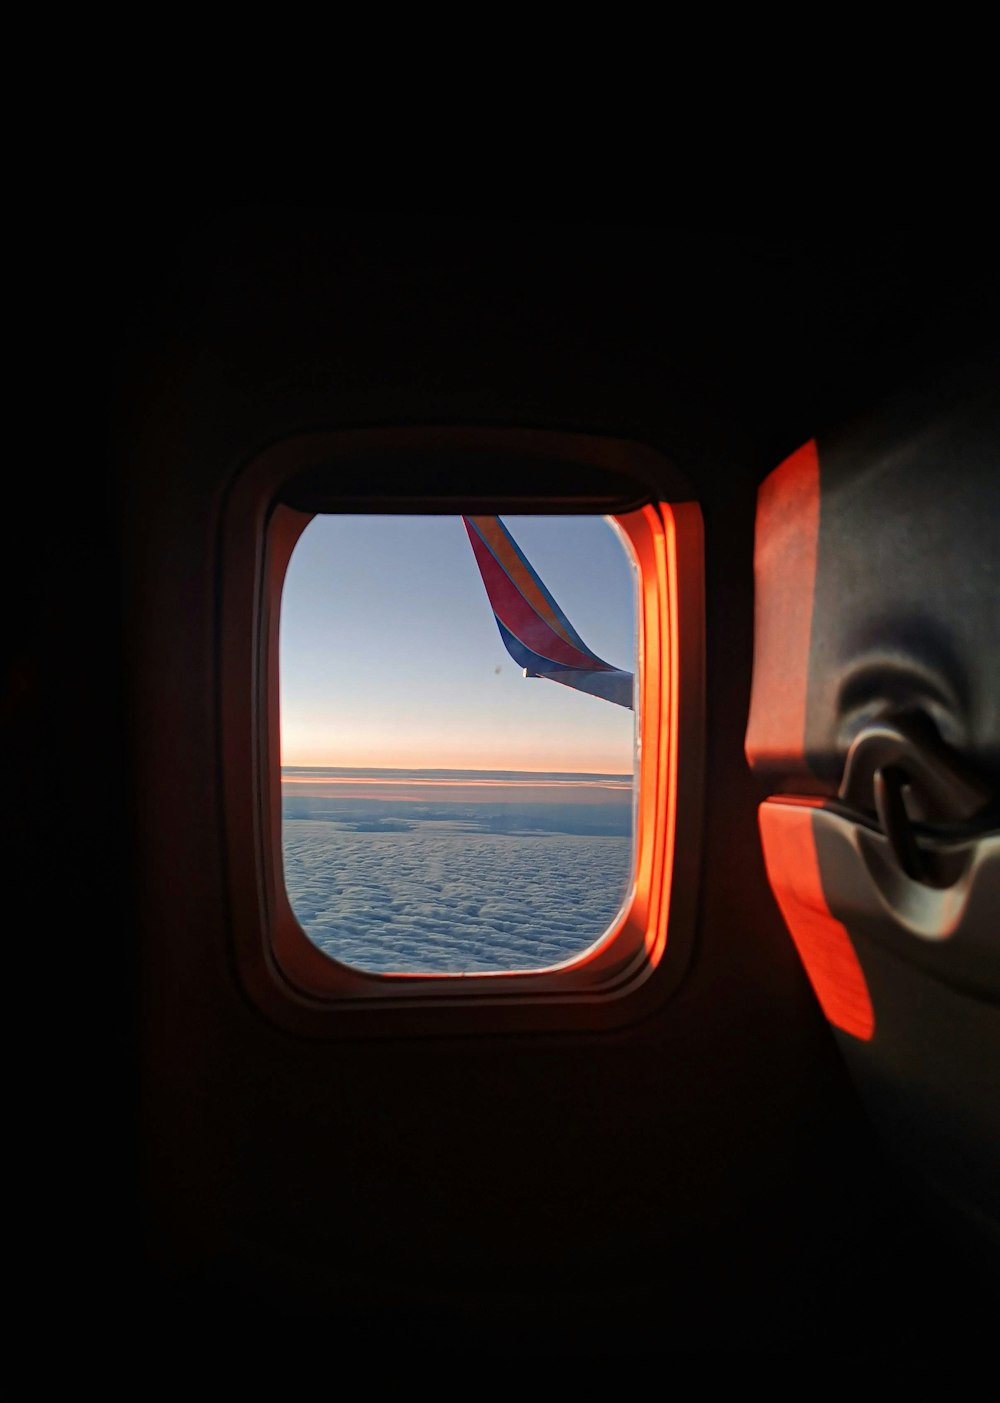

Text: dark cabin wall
xmin=24 ymin=215 xmax=996 ymax=1353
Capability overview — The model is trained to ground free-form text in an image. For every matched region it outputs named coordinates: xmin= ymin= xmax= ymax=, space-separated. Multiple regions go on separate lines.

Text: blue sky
xmin=279 ymin=514 xmax=638 ymax=773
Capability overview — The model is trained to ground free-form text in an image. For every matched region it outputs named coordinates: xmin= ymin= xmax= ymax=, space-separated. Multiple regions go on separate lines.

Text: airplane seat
xmin=744 ymin=359 xmax=1000 ymax=1284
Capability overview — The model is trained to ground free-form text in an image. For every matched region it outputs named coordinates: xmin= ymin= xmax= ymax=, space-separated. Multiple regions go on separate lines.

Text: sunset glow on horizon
xmin=281 ymin=771 xmax=631 ymax=787
xmin=279 ymin=742 xmax=636 ymax=773
xmin=281 ymin=768 xmax=632 ymax=809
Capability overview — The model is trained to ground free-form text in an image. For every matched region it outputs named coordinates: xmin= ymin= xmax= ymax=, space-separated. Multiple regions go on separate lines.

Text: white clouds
xmin=282 ymin=821 xmax=633 ymax=974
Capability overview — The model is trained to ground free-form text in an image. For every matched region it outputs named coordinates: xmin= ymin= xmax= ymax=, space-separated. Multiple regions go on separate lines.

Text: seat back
xmin=745 ymin=361 xmax=1000 ymax=1251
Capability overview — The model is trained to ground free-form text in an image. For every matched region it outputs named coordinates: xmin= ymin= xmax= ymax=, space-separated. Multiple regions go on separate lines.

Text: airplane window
xmin=278 ymin=514 xmax=638 ymax=975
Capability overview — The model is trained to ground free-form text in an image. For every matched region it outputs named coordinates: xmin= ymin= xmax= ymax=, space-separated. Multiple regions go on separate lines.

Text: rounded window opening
xmin=278 ymin=514 xmax=639 ymax=975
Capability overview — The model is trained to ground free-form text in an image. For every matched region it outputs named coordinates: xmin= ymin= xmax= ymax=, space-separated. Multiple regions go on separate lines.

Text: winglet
xmin=463 ymin=516 xmax=634 ymax=710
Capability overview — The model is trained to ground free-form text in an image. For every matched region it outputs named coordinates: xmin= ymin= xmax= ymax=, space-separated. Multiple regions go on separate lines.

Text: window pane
xmin=279 ymin=515 xmax=638 ymax=974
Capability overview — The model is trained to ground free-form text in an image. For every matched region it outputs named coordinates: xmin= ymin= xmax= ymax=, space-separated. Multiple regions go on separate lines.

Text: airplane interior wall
xmin=16 ymin=214 xmax=996 ymax=1355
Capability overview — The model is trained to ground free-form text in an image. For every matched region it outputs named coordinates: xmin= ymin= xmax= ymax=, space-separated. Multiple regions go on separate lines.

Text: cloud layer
xmin=282 ymin=819 xmax=633 ymax=974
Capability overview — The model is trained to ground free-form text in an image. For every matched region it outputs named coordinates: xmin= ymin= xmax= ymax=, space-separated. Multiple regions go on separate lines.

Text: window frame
xmin=219 ymin=427 xmax=704 ymax=1037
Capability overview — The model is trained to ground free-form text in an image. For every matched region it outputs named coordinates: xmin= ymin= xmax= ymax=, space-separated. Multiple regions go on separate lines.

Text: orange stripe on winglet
xmin=745 ymin=438 xmax=820 ymax=777
xmin=759 ymin=801 xmax=874 ymax=1041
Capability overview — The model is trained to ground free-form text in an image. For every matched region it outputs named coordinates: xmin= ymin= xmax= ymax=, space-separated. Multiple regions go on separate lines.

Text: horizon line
xmin=281 ymin=764 xmax=634 ymax=778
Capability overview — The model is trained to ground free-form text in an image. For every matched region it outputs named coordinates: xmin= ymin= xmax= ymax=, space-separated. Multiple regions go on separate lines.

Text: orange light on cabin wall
xmin=748 ymin=437 xmax=874 ymax=1041
xmin=759 ymin=802 xmax=874 ymax=1040
xmin=601 ymin=502 xmax=676 ymax=971
xmin=560 ymin=501 xmax=680 ymax=977
xmin=623 ymin=506 xmax=662 ymax=969
xmin=646 ymin=502 xmax=679 ymax=966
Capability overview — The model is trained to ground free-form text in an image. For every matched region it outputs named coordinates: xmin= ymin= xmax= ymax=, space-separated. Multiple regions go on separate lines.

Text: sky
xmin=279 ymin=514 xmax=638 ymax=773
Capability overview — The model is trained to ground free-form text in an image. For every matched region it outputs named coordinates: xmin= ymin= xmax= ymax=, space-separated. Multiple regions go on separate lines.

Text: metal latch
xmin=838 ymin=713 xmax=993 ymax=886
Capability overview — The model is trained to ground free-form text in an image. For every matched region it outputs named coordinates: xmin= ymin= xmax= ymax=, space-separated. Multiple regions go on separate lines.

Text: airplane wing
xmin=462 ymin=515 xmax=634 ymax=710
